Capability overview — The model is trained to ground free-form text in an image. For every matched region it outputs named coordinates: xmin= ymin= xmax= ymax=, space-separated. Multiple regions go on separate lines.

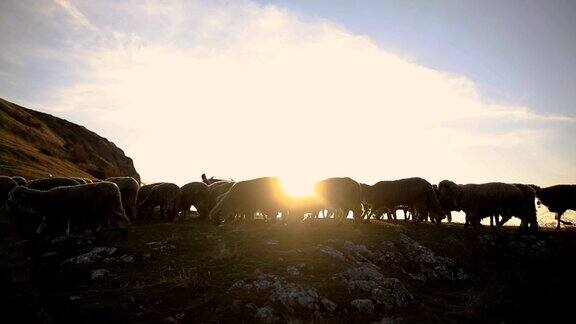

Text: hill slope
xmin=0 ymin=98 xmax=139 ymax=181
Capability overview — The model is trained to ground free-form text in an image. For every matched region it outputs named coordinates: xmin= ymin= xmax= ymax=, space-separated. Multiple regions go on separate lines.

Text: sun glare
xmin=280 ymin=178 xmax=315 ymax=198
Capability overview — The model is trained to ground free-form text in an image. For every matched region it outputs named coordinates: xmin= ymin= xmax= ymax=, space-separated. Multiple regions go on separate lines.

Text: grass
xmin=3 ymin=215 xmax=576 ymax=323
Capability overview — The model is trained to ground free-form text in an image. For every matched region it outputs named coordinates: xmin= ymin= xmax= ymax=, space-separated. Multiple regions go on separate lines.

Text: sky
xmin=1 ymin=0 xmax=575 ymax=196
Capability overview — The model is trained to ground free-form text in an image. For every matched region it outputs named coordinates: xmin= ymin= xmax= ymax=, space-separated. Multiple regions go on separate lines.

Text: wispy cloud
xmin=52 ymin=0 xmax=98 ymax=32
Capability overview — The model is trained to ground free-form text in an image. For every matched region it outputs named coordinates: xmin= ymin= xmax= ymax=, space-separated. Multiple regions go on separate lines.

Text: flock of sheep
xmin=0 ymin=173 xmax=575 ymax=239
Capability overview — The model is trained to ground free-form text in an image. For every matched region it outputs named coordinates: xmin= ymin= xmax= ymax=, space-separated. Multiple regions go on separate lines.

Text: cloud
xmin=3 ymin=0 xmax=575 ymax=186
xmin=52 ymin=0 xmax=98 ymax=32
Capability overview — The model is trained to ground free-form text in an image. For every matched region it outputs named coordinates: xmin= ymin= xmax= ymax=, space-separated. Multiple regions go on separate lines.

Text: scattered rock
xmin=146 ymin=241 xmax=176 ymax=253
xmin=63 ymin=247 xmax=117 ymax=265
xmin=380 ymin=317 xmax=404 ymax=324
xmin=266 ymin=240 xmax=279 ymax=245
xmin=320 ymin=298 xmax=337 ymax=313
xmin=379 ymin=234 xmax=468 ymax=282
xmin=350 ymin=299 xmax=374 ymax=316
xmin=230 ymin=274 xmax=326 ymax=315
xmin=286 ymin=266 xmax=300 ymax=277
xmin=161 ymin=316 xmax=178 ymax=323
xmin=344 ymin=241 xmax=375 ymax=261
xmin=91 ymin=269 xmax=110 ymax=281
xmin=69 ymin=295 xmax=81 ymax=301
xmin=336 ymin=265 xmax=412 ymax=309
xmin=317 ymin=245 xmax=346 ymax=262
xmin=120 ymin=255 xmax=134 ymax=263
xmin=270 ymin=282 xmax=320 ymax=312
xmin=40 ymin=252 xmax=59 ymax=260
xmin=255 ymin=306 xmax=280 ymax=323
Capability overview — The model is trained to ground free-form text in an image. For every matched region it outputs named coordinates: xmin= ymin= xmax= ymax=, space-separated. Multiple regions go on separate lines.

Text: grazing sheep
xmin=27 ymin=177 xmax=80 ymax=191
xmin=6 ymin=182 xmax=130 ymax=238
xmin=362 ymin=178 xmax=446 ymax=224
xmin=433 ymin=184 xmax=453 ymax=223
xmin=314 ymin=177 xmax=363 ymax=224
xmin=512 ymin=184 xmax=538 ymax=231
xmin=206 ymin=181 xmax=235 ymax=216
xmin=208 ymin=177 xmax=287 ymax=224
xmin=137 ymin=183 xmax=181 ymax=222
xmin=179 ymin=181 xmax=210 ymax=218
xmin=106 ymin=177 xmax=140 ymax=221
xmin=71 ymin=177 xmax=88 ymax=184
xmin=438 ymin=180 xmax=531 ymax=230
xmin=11 ymin=176 xmax=27 ymax=186
xmin=136 ymin=182 xmax=165 ymax=205
xmin=0 ymin=176 xmax=18 ymax=207
xmin=202 ymin=173 xmax=230 ymax=185
xmin=535 ymin=185 xmax=576 ymax=230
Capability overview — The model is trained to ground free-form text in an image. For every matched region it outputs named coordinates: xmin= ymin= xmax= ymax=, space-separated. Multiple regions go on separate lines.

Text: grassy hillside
xmin=2 ymin=217 xmax=575 ymax=323
xmin=0 ymin=98 xmax=139 ymax=181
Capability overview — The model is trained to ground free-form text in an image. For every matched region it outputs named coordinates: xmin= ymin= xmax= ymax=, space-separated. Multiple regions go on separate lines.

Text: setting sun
xmin=280 ymin=177 xmax=315 ymax=198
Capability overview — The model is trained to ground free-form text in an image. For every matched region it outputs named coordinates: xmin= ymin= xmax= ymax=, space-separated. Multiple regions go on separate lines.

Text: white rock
xmin=321 ymin=298 xmax=337 ymax=312
xmin=91 ymin=269 xmax=110 ymax=281
xmin=64 ymin=247 xmax=117 ymax=265
xmin=350 ymin=299 xmax=374 ymax=316
xmin=255 ymin=306 xmax=280 ymax=323
xmin=317 ymin=245 xmax=346 ymax=261
xmin=286 ymin=266 xmax=300 ymax=277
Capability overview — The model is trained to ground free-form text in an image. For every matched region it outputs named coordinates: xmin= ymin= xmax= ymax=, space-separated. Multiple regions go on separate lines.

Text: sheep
xmin=71 ymin=177 xmax=88 ymax=184
xmin=438 ymin=180 xmax=531 ymax=230
xmin=208 ymin=177 xmax=287 ymax=224
xmin=314 ymin=177 xmax=363 ymax=224
xmin=27 ymin=177 xmax=80 ymax=190
xmin=205 ymin=180 xmax=235 ymax=216
xmin=362 ymin=178 xmax=446 ymax=224
xmin=179 ymin=181 xmax=209 ymax=218
xmin=136 ymin=182 xmax=165 ymax=205
xmin=535 ymin=185 xmax=576 ymax=230
xmin=6 ymin=182 xmax=130 ymax=238
xmin=106 ymin=177 xmax=140 ymax=221
xmin=0 ymin=176 xmax=18 ymax=207
xmin=201 ymin=173 xmax=231 ymax=185
xmin=513 ymin=183 xmax=538 ymax=231
xmin=11 ymin=176 xmax=27 ymax=186
xmin=137 ymin=183 xmax=181 ymax=222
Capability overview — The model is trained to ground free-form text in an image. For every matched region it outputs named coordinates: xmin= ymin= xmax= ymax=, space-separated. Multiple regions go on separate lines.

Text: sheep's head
xmin=438 ymin=180 xmax=463 ymax=209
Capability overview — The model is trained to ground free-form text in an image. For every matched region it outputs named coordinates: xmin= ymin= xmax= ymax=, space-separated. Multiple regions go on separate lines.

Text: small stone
xmin=69 ymin=295 xmax=81 ymax=301
xmin=91 ymin=269 xmax=110 ymax=281
xmin=161 ymin=316 xmax=178 ymax=323
xmin=64 ymin=247 xmax=117 ymax=265
xmin=255 ymin=306 xmax=280 ymax=323
xmin=175 ymin=313 xmax=185 ymax=320
xmin=321 ymin=298 xmax=337 ymax=312
xmin=286 ymin=266 xmax=300 ymax=277
xmin=41 ymin=252 xmax=59 ymax=259
xmin=350 ymin=299 xmax=374 ymax=316
xmin=120 ymin=255 xmax=134 ymax=263
xmin=380 ymin=317 xmax=404 ymax=324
